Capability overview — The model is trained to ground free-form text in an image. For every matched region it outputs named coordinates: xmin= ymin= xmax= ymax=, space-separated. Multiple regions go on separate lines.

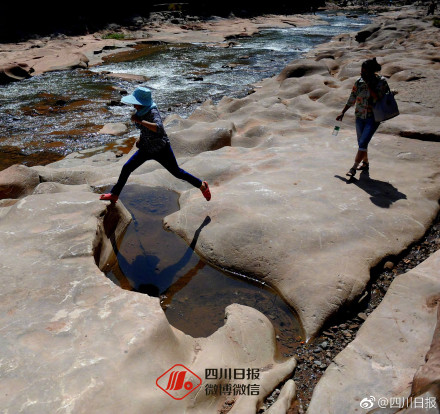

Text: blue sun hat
xmin=121 ymin=87 xmax=157 ymax=113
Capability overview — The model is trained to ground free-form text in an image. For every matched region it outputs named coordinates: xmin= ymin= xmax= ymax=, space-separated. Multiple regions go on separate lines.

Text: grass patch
xmin=102 ymin=33 xmax=126 ymax=40
xmin=433 ymin=19 xmax=440 ymax=28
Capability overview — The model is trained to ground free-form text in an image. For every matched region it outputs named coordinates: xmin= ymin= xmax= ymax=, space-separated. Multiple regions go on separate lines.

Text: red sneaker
xmin=100 ymin=193 xmax=118 ymax=203
xmin=201 ymin=181 xmax=211 ymax=201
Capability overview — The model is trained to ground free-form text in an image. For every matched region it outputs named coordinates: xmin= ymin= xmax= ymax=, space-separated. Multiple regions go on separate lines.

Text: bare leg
xmin=347 ymin=150 xmax=368 ymax=177
xmin=360 ymin=150 xmax=368 ymax=164
xmin=351 ymin=150 xmax=368 ymax=169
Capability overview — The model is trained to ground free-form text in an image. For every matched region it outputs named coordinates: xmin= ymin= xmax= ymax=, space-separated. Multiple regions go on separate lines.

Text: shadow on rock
xmin=335 ymin=170 xmax=407 ymax=208
xmin=112 ymin=215 xmax=211 ymax=296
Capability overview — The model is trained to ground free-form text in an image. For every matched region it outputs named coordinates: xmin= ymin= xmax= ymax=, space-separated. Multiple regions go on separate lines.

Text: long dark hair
xmin=362 ymin=57 xmax=381 ymax=74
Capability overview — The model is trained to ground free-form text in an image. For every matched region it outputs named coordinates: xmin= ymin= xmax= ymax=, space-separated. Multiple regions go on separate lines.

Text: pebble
xmin=107 ymin=99 xmax=124 ymax=107
xmin=384 ymin=261 xmax=394 ymax=270
xmin=320 ymin=341 xmax=328 ymax=349
xmin=358 ymin=312 xmax=368 ymax=320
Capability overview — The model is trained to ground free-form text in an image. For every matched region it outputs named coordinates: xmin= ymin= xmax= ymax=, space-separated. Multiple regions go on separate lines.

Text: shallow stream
xmin=0 ymin=12 xmax=370 ymax=171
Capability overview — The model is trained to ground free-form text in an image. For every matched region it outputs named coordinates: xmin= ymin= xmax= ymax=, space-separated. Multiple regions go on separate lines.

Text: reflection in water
xmin=105 ymin=185 xmax=302 ymax=354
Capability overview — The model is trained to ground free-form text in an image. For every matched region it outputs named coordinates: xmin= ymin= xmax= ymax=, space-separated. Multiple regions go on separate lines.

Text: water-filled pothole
xmin=103 ymin=184 xmax=302 ymax=356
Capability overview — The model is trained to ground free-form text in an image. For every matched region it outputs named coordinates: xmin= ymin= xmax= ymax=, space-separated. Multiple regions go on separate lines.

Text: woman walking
xmin=336 ymin=58 xmax=390 ymax=177
xmin=100 ymin=87 xmax=211 ymax=202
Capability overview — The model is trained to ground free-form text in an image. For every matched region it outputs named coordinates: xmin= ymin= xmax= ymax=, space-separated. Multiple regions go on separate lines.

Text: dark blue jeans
xmin=111 ymin=143 xmax=202 ymax=196
xmin=356 ymin=117 xmax=380 ymax=151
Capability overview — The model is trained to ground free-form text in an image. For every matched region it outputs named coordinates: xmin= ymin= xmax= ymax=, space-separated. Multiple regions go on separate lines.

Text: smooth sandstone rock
xmin=307 ymin=250 xmax=440 ymax=414
xmin=276 ymin=59 xmax=330 ymax=82
xmin=0 ymin=187 xmax=295 ymax=413
xmin=2 ymin=7 xmax=440 ymax=413
xmin=32 ymin=181 xmax=92 ymax=194
xmin=407 ymin=306 xmax=440 ymax=409
xmin=0 ymin=62 xmax=33 ymax=84
xmin=266 ymin=380 xmax=297 ymax=414
xmin=98 ymin=122 xmax=128 ymax=136
xmin=168 ymin=120 xmax=236 ymax=156
xmin=0 ymin=164 xmax=40 ymax=199
xmin=31 ymin=9 xmax=440 ymax=342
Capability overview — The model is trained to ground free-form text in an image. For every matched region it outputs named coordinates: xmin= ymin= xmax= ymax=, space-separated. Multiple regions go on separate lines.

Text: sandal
xmin=201 ymin=181 xmax=211 ymax=201
xmin=346 ymin=167 xmax=356 ymax=177
xmin=357 ymin=161 xmax=369 ymax=171
xmin=100 ymin=193 xmax=118 ymax=203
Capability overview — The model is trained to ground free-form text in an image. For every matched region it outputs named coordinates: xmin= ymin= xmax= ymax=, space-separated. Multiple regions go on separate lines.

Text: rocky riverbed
xmin=288 ymin=211 xmax=440 ymax=412
xmin=0 ymin=13 xmax=322 ymax=81
xmin=1 ymin=4 xmax=440 ymax=414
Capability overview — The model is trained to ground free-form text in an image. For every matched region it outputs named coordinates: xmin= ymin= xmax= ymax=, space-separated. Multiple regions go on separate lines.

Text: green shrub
xmin=433 ymin=19 xmax=440 ymax=28
xmin=102 ymin=33 xmax=125 ymax=40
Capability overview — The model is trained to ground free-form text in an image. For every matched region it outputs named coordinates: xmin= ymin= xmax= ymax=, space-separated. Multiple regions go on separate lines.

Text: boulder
xmin=0 ymin=164 xmax=40 ymax=199
xmin=32 ymin=51 xmax=89 ymax=73
xmin=0 ymin=63 xmax=33 ymax=84
xmin=355 ymin=23 xmax=382 ymax=43
xmin=98 ymin=122 xmax=128 ymax=136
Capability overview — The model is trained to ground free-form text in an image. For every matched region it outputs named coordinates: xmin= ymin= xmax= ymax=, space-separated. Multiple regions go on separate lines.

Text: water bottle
xmin=332 ymin=121 xmax=341 ymax=136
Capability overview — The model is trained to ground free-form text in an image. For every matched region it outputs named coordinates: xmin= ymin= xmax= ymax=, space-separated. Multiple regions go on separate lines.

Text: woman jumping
xmin=100 ymin=87 xmax=211 ymax=203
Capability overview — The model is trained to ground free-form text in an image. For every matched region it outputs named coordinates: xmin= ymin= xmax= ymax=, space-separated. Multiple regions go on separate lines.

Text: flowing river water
xmin=0 ymin=11 xmax=371 ymax=353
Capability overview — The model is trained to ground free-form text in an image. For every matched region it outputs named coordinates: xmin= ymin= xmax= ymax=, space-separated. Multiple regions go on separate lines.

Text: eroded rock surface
xmin=160 ymin=8 xmax=440 ymax=339
xmin=23 ymin=8 xmax=440 ymax=342
xmin=0 ymin=185 xmax=295 ymax=413
xmin=0 ymin=62 xmax=33 ymax=84
xmin=0 ymin=164 xmax=40 ymax=199
xmin=1 ymin=6 xmax=440 ymax=414
xmin=307 ymin=249 xmax=440 ymax=413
